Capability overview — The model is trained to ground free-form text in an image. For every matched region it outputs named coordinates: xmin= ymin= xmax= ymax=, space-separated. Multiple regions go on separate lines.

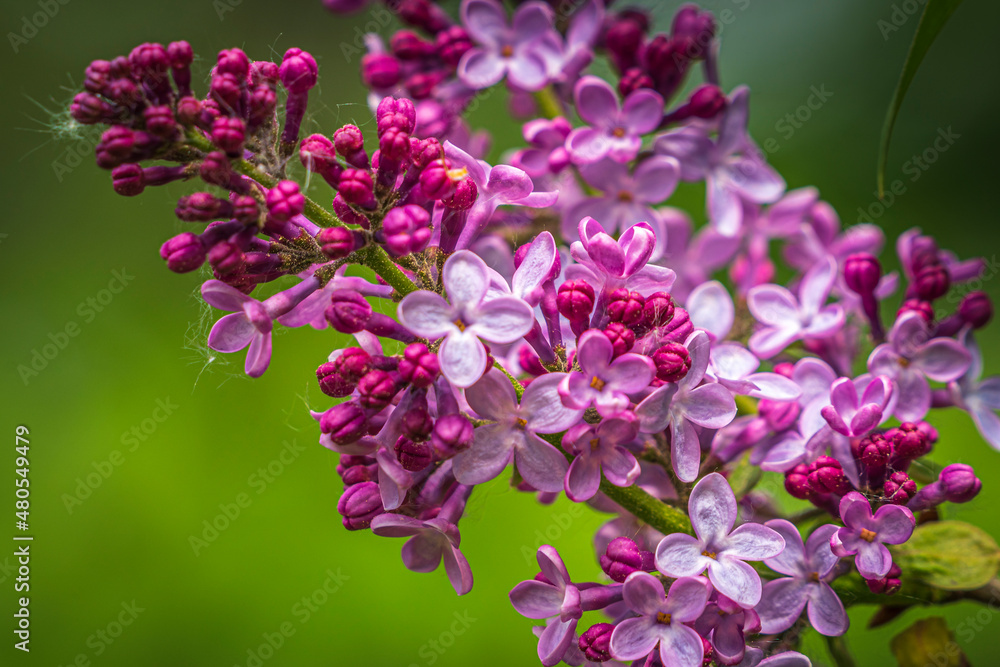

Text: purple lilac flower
xmin=202 ymin=276 xmax=320 ymax=377
xmin=654 ymin=473 xmax=785 ymax=607
xmin=608 ymin=573 xmax=710 ymax=667
xmin=686 ymin=279 xmax=735 ymax=341
xmin=757 ymin=520 xmax=848 ymax=636
xmin=820 ymin=375 xmax=893 ymax=439
xmin=635 ymin=331 xmax=737 ymax=482
xmin=565 ymin=75 xmax=663 ymax=164
xmin=694 ymin=592 xmax=761 ymax=665
xmin=868 ymin=311 xmax=971 ymax=422
xmin=511 ymin=117 xmax=572 ymax=177
xmin=398 ymin=250 xmax=535 ymax=388
xmin=737 ymin=649 xmax=814 ymax=667
xmin=563 ymin=416 xmax=641 ymax=502
xmin=948 ymin=329 xmax=1000 ymax=448
xmin=457 ymin=0 xmax=557 ymax=92
xmin=565 ymin=217 xmax=676 ymax=300
xmin=830 ymin=492 xmax=914 ymax=579
xmin=559 ymin=329 xmax=655 ymax=418
xmin=747 ymin=255 xmax=845 ymax=359
xmin=454 ymin=369 xmax=581 ymax=491
xmin=659 ymin=214 xmax=740 ymax=302
xmin=707 ymin=342 xmax=802 ymax=401
xmin=655 ymin=86 xmax=785 ymax=235
xmin=370 ymin=485 xmax=475 ymax=595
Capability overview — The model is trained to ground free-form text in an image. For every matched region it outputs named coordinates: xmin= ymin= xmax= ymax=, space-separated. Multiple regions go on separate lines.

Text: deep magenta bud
xmin=865 ymin=563 xmax=902 ymax=595
xmin=884 ymin=471 xmax=917 ymax=505
xmin=642 ymin=292 xmax=675 ymax=328
xmin=394 ymin=436 xmax=433 ymax=472
xmin=898 ymin=298 xmax=934 ymax=324
xmin=266 ymin=180 xmax=305 ymax=222
xmin=939 ymin=463 xmax=982 ymax=503
xmin=334 ymin=124 xmax=365 ymax=154
xmin=607 ymin=288 xmax=646 ymax=326
xmin=337 ymin=481 xmax=383 ymax=530
xmin=84 ymin=59 xmax=112 ymax=94
xmin=784 ymin=465 xmax=812 ymax=500
xmin=175 ymin=192 xmax=232 ymax=221
xmin=338 ymin=169 xmax=375 ymax=207
xmin=176 ymin=96 xmax=202 ymax=125
xmin=233 ymin=195 xmax=260 ymax=225
xmin=376 ymin=97 xmax=417 ymax=134
xmin=325 ymin=290 xmax=372 ymax=334
xmin=419 ymin=160 xmax=456 ymax=200
xmin=95 ymin=126 xmax=136 ymax=169
xmin=436 ymin=26 xmax=472 ymax=67
xmin=112 ymin=164 xmax=145 ymax=196
xmin=441 ymin=178 xmax=477 ymax=210
xmin=199 ymin=151 xmax=233 ymax=188
xmin=361 ymin=53 xmax=401 ymax=89
xmin=338 ymin=455 xmax=377 ymax=486
xmin=652 ymin=342 xmax=691 ymax=383
xmin=143 ymin=104 xmax=177 ymax=137
xmin=279 ymin=48 xmax=318 ymax=93
xmin=69 ymin=92 xmax=114 ymax=124
xmin=844 ymin=253 xmax=882 ymax=295
xmin=758 ymin=398 xmax=800 ymax=432
xmin=300 ymin=134 xmax=342 ymax=186
xmin=382 ymin=205 xmax=431 ymax=256
xmin=208 ymin=241 xmax=243 ymax=276
xmin=600 ymin=537 xmax=654 ymax=583
xmin=915 ymin=263 xmax=950 ymax=301
xmin=603 ymin=322 xmax=635 ymax=357
xmin=210 ymin=71 xmax=243 ymax=112
xmin=557 ymin=280 xmax=596 ymax=321
xmin=853 ymin=433 xmax=892 ymax=481
xmin=660 ymin=307 xmax=694 ymax=343
xmin=619 ymin=68 xmax=655 ymax=97
xmin=578 ymin=623 xmax=615 ymax=663
xmin=391 ymin=30 xmax=434 ymax=59
xmin=887 ymin=422 xmax=930 ymax=459
xmin=687 ymin=84 xmax=726 ymax=118
xmin=321 ymin=401 xmax=369 ymax=445
xmin=808 ymin=456 xmax=852 ymax=496
xmin=317 ymin=361 xmax=355 ymax=398
xmin=960 ymin=292 xmax=993 ymax=329
xmin=431 ymin=414 xmax=473 ymax=458
xmin=159 ymin=233 xmax=205 ymax=273
xmin=211 ymin=116 xmax=246 ymax=155
xmin=248 ymin=83 xmax=278 ymax=129
xmin=379 ymin=126 xmax=412 ymax=161
xmin=216 ymin=48 xmax=250 ymax=79
xmin=357 ymin=370 xmax=399 ymax=410
xmin=316 ymin=227 xmax=356 ymax=260
xmin=398 ymin=343 xmax=440 ymax=388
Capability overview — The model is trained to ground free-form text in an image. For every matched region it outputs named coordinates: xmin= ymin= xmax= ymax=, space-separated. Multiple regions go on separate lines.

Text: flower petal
xmin=444 ymin=250 xmax=490 ymax=308
xmin=453 ymin=423 xmax=515 ymax=484
xmin=610 ymin=616 xmax=660 ymax=661
xmin=516 ymin=434 xmax=570 ymax=493
xmin=623 ymin=571 xmax=667 ymax=615
xmin=439 ymin=330 xmax=488 ymax=388
xmin=708 ymin=556 xmax=763 ymax=607
xmin=208 ymin=312 xmax=255 ymax=353
xmin=470 ymin=295 xmax=535 ymax=343
xmin=757 ymin=577 xmax=809 ymax=634
xmin=688 ymin=472 xmax=737 ymax=543
xmin=655 ymin=533 xmax=707 ymax=578
xmin=398 ymin=291 xmax=456 ymax=339
xmin=509 ymin=580 xmax=564 ymax=619
xmin=465 ymin=368 xmax=518 ymax=421
xmin=762 ymin=520 xmax=806 ymax=577
xmin=807 ymin=583 xmax=848 ymax=636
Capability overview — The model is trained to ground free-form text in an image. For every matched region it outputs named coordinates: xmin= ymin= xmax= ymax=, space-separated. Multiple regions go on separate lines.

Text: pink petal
xmin=458 ymin=48 xmax=506 ymax=89
xmin=461 ymin=0 xmax=507 ymax=46
xmin=807 ymin=583 xmax=848 ymax=636
xmin=623 ymin=571 xmax=667 ymax=615
xmin=370 ymin=514 xmax=425 ymax=538
xmin=681 ymin=383 xmax=737 ymax=429
xmin=512 ymin=231 xmax=557 ymax=303
xmin=442 ymin=544 xmax=474 ymax=595
xmin=872 ymin=504 xmax=915 ymax=544
xmin=854 ymin=542 xmax=892 ymax=580
xmin=201 ymin=279 xmax=252 ymax=311
xmin=398 ymin=291 xmax=456 ymax=339
xmin=444 ymin=250 xmax=490 ymax=308
xmin=725 ymin=522 xmax=785 ymax=561
xmin=465 ymin=368 xmax=518 ymax=421
xmin=747 ymin=284 xmax=799 ymax=326
xmin=566 ymin=127 xmax=609 ymax=164
xmin=622 ymin=88 xmax=665 ymax=135
xmin=657 ymin=625 xmax=705 ymax=667
xmin=610 ymin=616 xmax=660 ymax=661
xmin=708 ymin=556 xmax=762 ymax=607
xmin=439 ymin=330 xmax=488 ymax=388
xmin=619 ymin=222 xmax=657 ymax=276
xmin=453 ymin=423 xmax=516 ymax=484
xmin=797 ymin=255 xmax=837 ymax=317
xmin=749 ymin=325 xmax=800 ymax=360
xmin=688 ymin=472 xmax=737 ymax=543
xmin=665 ymin=576 xmax=711 ymax=621
xmin=401 ymin=532 xmax=444 ymax=573
xmin=914 ymin=338 xmax=971 ymax=382
xmin=574 ymin=75 xmax=620 ymax=125
xmin=516 ymin=434 xmax=570 ymax=493
xmin=762 ymin=519 xmax=806 ymax=577
xmin=757 ymin=578 xmax=809 ymax=634
xmin=670 ymin=418 xmax=702 ymax=483
xmin=521 ymin=373 xmax=584 ymax=433
xmin=244 ymin=332 xmax=272 ymax=378
xmin=688 ymin=281 xmax=734 ymax=341
xmin=509 ymin=580 xmax=564 ymax=618
xmin=537 ymin=617 xmax=576 ymax=667
xmin=470 ymin=295 xmax=535 ymax=343
xmin=208 ymin=313 xmax=255 ymax=353
xmin=707 ymin=176 xmax=743 ymax=236
xmin=655 ymin=533 xmax=706 ymax=578
xmin=565 ymin=455 xmax=602 ymax=502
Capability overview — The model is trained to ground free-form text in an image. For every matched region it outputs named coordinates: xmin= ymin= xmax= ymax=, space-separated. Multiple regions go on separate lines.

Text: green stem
xmin=533 ymin=86 xmax=564 ymax=120
xmin=825 ymin=636 xmax=857 ymax=667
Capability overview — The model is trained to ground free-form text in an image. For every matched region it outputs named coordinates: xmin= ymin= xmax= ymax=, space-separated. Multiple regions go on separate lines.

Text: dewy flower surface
xmin=60 ymin=1 xmax=1000 ymax=664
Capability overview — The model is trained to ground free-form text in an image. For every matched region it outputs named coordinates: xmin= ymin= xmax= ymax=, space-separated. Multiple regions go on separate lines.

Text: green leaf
xmin=890 ymin=617 xmax=970 ymax=667
xmin=877 ymin=0 xmax=965 ymax=197
xmin=893 ymin=520 xmax=1000 ymax=590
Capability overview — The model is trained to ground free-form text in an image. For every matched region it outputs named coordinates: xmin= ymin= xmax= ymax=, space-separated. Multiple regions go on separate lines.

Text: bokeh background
xmin=2 ymin=0 xmax=999 ymax=665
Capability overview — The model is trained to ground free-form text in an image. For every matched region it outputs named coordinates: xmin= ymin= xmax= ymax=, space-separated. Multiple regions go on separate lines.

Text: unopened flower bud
xmin=394 ymin=436 xmax=433 ymax=472
xmin=603 ymin=322 xmax=635 ymax=357
xmin=357 ymin=369 xmax=398 ymax=410
xmin=325 ymin=290 xmax=373 ymax=334
xmin=398 ymin=343 xmax=440 ymax=388
xmin=607 ymin=288 xmax=645 ymax=326
xmin=915 ymin=264 xmax=950 ymax=301
xmin=652 ymin=342 xmax=690 ymax=383
xmin=337 ymin=481 xmax=383 ymax=530
xmin=321 ymin=401 xmax=369 ymax=445
xmin=382 ymin=205 xmax=432 ymax=257
xmin=600 ymin=537 xmax=654 ymax=583
xmin=844 ymin=253 xmax=881 ymax=295
xmin=266 ymin=180 xmax=305 ymax=222
xmin=159 ymin=233 xmax=205 ymax=273
xmin=939 ymin=463 xmax=981 ymax=503
xmin=959 ymin=292 xmax=992 ymax=329
xmin=578 ymin=623 xmax=615 ymax=662
xmin=431 ymin=414 xmax=473 ymax=458
xmin=883 ymin=471 xmax=917 ymax=505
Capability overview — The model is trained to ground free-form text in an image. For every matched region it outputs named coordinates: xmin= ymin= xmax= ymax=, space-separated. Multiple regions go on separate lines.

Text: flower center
xmin=590 ymin=376 xmax=605 ymax=391
xmin=809 ymin=571 xmax=821 ymax=583
xmin=454 ymin=318 xmax=467 ymax=332
xmin=589 ymin=437 xmax=600 ymax=451
xmin=899 ymin=357 xmax=911 ymax=368
xmin=617 ymin=190 xmax=633 ymax=202
xmin=446 ymin=166 xmax=469 ymax=181
xmin=860 ymin=528 xmax=877 ymax=543
xmin=501 ymin=44 xmax=514 ymax=58
xmin=612 ymin=127 xmax=626 ymax=138
xmin=655 ymin=612 xmax=672 ymax=625
xmin=701 ymin=550 xmax=717 ymax=560
xmin=516 ymin=418 xmax=528 ymax=429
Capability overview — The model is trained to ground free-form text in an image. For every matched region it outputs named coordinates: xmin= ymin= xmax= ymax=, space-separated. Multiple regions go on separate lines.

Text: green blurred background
xmin=2 ymin=0 xmax=999 ymax=664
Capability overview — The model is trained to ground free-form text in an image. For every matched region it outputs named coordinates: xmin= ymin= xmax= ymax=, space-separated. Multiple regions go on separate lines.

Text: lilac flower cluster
xmin=70 ymin=0 xmax=998 ymax=664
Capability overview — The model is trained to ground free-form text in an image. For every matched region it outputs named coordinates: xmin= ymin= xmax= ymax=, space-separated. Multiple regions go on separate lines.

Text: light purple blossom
xmin=511 ymin=117 xmax=572 ymax=177
xmin=565 ymin=217 xmax=676 ymax=299
xmin=566 ymin=75 xmax=664 ymax=164
xmin=747 ymin=255 xmax=845 ymax=359
xmin=868 ymin=311 xmax=971 ymax=422
xmin=830 ymin=492 xmax=914 ymax=580
xmin=949 ymin=329 xmax=1000 ymax=449
xmin=694 ymin=592 xmax=761 ymax=665
xmin=398 ymin=250 xmax=535 ymax=388
xmin=659 ymin=213 xmax=740 ymax=302
xmin=707 ymin=342 xmax=802 ymax=401
xmin=277 ymin=266 xmax=393 ymax=329
xmin=635 ymin=331 xmax=737 ymax=482
xmin=609 ymin=573 xmax=710 ymax=667
xmin=654 ymin=86 xmax=785 ymax=235
xmin=458 ymin=0 xmax=557 ymax=92
xmin=454 ymin=369 xmax=581 ymax=491
xmin=757 ymin=520 xmax=848 ymax=636
xmin=686 ymin=279 xmax=735 ymax=341
xmin=563 ymin=416 xmax=641 ymax=502
xmin=559 ymin=329 xmax=655 ymax=418
xmin=654 ymin=473 xmax=785 ymax=607
xmin=820 ymin=375 xmax=893 ymax=439
xmin=737 ymin=649 xmax=814 ymax=667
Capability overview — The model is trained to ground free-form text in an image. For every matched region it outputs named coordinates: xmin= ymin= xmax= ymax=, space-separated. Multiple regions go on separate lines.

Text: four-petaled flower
xmin=949 ymin=329 xmax=1000 ymax=449
xmin=819 ymin=375 xmax=893 ymax=439
xmin=458 ymin=0 xmax=558 ymax=92
xmin=559 ymin=329 xmax=655 ymax=418
xmin=566 ymin=75 xmax=664 ymax=164
xmin=563 ymin=415 xmax=641 ymax=502
xmin=830 ymin=492 xmax=914 ymax=580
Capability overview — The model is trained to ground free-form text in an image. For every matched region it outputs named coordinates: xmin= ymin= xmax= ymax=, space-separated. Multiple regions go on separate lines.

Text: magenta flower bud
xmin=279 ymin=47 xmax=318 ymax=93
xmin=84 ymin=59 xmax=112 ymax=94
xmin=317 ymin=361 xmax=356 ymax=398
xmin=398 ymin=0 xmax=451 ymax=32
xmin=338 ymin=168 xmax=376 ymax=207
xmin=557 ymin=280 xmax=596 ymax=322
xmin=338 ymin=347 xmax=374 ymax=379
xmin=844 ymin=253 xmax=882 ymax=295
xmin=887 ymin=422 xmax=930 ymax=460
xmin=210 ymin=71 xmax=243 ymax=112
xmin=401 ymin=404 xmax=434 ymax=442
xmin=325 ymin=290 xmax=373 ymax=334
xmin=410 ymin=137 xmax=443 ymax=169
xmin=518 ymin=346 xmax=546 ymax=376
xmin=332 ymin=195 xmax=370 ymax=228
xmin=652 ymin=342 xmax=691 ymax=383
xmin=960 ymin=292 xmax=992 ymax=329
xmin=419 ymin=161 xmax=456 ymax=200
xmin=361 ymin=53 xmax=401 ymax=89
xmin=316 ymin=227 xmax=356 ymax=260
xmin=600 ymin=537 xmax=654 ymax=583
xmin=299 ymin=134 xmax=342 ymax=187
xmin=398 ymin=343 xmax=440 ymax=388
xmin=95 ymin=126 xmax=136 ymax=169
xmin=377 ymin=97 xmax=417 ymax=135
xmin=441 ymin=178 xmax=477 ymax=210
xmin=167 ymin=40 xmax=193 ymax=95
xmin=208 ymin=241 xmax=244 ymax=276
xmin=435 ymin=26 xmax=472 ymax=67
xmin=619 ymin=68 xmax=655 ymax=97
xmin=248 ymin=83 xmax=278 ymax=130
xmin=337 ymin=481 xmax=383 ymax=530
xmin=641 ymin=292 xmax=675 ymax=329
xmin=233 ymin=195 xmax=260 ymax=225
xmin=852 ymin=433 xmax=892 ymax=482
xmin=112 ymin=164 xmax=145 ymax=196
xmin=758 ymin=398 xmax=800 ymax=432
xmin=687 ymin=84 xmax=726 ymax=118
xmin=251 ymin=60 xmax=279 ymax=85
xmin=784 ymin=465 xmax=812 ymax=500
xmin=216 ymin=48 xmax=250 ymax=79
xmin=394 ymin=436 xmax=433 ymax=472
xmin=898 ymin=298 xmax=934 ymax=325
xmin=339 ymin=456 xmax=378 ymax=486
xmin=607 ymin=288 xmax=646 ymax=326
xmin=69 ymin=92 xmax=115 ymax=125
xmin=176 ymin=96 xmax=202 ymax=125
xmin=660 ymin=307 xmax=694 ymax=343
xmin=382 ymin=205 xmax=431 ymax=256
xmin=159 ymin=232 xmax=205 ymax=273
xmin=334 ymin=125 xmax=366 ymax=159
xmin=140 ymin=104 xmax=176 ymax=138
xmin=603 ymin=322 xmax=635 ymax=357
xmin=379 ymin=126 xmax=412 ymax=161
xmin=199 ymin=150 xmax=233 ymax=188
xmin=391 ymin=30 xmax=433 ymax=59
xmin=175 ymin=193 xmax=232 ymax=222
xmin=266 ymin=180 xmax=305 ymax=222
xmin=672 ymin=4 xmax=716 ymax=56
xmin=211 ymin=116 xmax=246 ymax=155
xmin=321 ymin=401 xmax=369 ymax=445
xmin=940 ymin=464 xmax=982 ymax=503
xmin=605 ymin=17 xmax=645 ymax=72
xmin=578 ymin=623 xmax=615 ymax=662
xmin=431 ymin=414 xmax=473 ymax=459
xmin=865 ymin=563 xmax=902 ymax=595
xmin=808 ymin=456 xmax=853 ymax=496
xmin=884 ymin=471 xmax=917 ymax=505
xmin=357 ymin=369 xmax=399 ymax=410
xmin=128 ymin=42 xmax=170 ymax=90
xmin=915 ymin=263 xmax=950 ymax=301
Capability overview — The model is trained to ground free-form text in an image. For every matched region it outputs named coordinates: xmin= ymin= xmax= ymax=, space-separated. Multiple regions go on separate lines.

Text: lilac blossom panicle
xmin=68 ymin=1 xmax=999 ymax=665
